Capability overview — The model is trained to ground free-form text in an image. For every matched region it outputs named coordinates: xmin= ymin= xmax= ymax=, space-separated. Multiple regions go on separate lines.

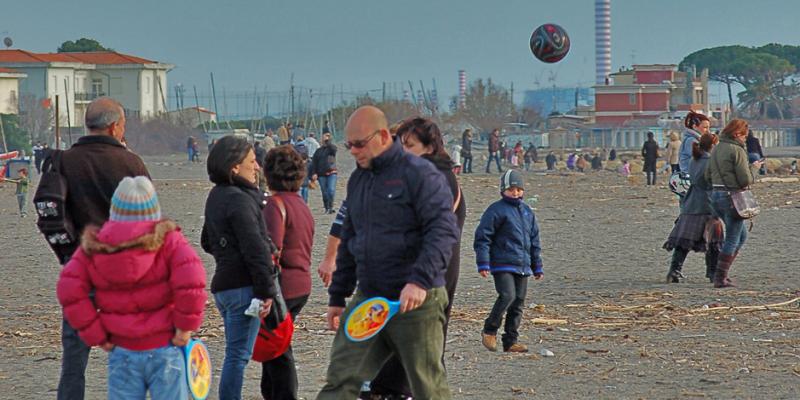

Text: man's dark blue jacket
xmin=474 ymin=196 xmax=543 ymax=276
xmin=328 ymin=140 xmax=459 ymax=307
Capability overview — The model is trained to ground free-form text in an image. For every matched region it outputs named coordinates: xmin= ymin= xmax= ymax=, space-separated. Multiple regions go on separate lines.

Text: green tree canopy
xmin=57 ymin=38 xmax=112 ymax=53
xmin=680 ymin=44 xmax=800 ymax=119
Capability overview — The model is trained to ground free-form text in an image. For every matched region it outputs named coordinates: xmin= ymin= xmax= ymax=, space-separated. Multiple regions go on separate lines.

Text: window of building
xmin=629 ymin=93 xmax=636 ymax=105
xmin=92 ymin=79 xmax=103 ymax=95
xmin=145 ymin=76 xmax=151 ymax=94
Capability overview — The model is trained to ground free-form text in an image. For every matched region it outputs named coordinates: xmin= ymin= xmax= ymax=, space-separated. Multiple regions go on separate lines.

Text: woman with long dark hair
xmin=679 ymin=111 xmax=710 ymax=172
xmin=201 ymin=135 xmax=277 ymax=399
xmin=364 ymin=117 xmax=466 ymax=399
xmin=705 ymin=119 xmax=764 ymax=287
xmin=663 ymin=133 xmax=722 ymax=282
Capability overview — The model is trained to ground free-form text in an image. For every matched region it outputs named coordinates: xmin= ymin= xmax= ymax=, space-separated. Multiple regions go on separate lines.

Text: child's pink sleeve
xmin=165 ymin=231 xmax=207 ymax=331
xmin=56 ymin=250 xmax=108 ymax=346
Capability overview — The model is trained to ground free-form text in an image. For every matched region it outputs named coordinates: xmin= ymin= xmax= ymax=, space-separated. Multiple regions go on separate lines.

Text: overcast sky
xmin=4 ymin=0 xmax=799 ymax=112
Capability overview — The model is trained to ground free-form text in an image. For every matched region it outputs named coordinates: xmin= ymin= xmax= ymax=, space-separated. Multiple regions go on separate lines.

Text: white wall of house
xmin=0 ymin=77 xmax=22 ymax=114
xmin=47 ymin=67 xmax=78 ymax=126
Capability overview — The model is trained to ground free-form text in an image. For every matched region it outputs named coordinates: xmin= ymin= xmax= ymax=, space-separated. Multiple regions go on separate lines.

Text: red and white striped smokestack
xmin=595 ymin=0 xmax=611 ymax=85
xmin=458 ymin=69 xmax=467 ymax=109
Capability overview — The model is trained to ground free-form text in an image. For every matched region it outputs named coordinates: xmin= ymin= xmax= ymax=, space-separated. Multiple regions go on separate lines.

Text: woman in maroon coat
xmin=260 ymin=145 xmax=315 ymax=400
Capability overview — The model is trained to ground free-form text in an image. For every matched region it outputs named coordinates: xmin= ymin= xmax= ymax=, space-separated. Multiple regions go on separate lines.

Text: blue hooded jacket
xmin=678 ymin=128 xmax=702 ymax=172
xmin=474 ymin=196 xmax=543 ymax=276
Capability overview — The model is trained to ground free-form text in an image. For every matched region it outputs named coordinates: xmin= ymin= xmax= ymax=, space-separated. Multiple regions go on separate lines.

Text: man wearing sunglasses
xmin=318 ymin=106 xmax=458 ymax=400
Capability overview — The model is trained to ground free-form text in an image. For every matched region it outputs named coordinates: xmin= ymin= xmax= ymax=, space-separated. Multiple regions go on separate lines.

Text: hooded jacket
xmin=679 ymin=129 xmax=702 ymax=171
xmin=56 ymin=220 xmax=206 ymax=351
xmin=474 ymin=196 xmax=543 ymax=276
xmin=705 ymin=135 xmax=754 ymax=190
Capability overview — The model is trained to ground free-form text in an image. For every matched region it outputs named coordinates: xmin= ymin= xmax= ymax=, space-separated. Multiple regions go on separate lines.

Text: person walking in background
xmin=41 ymin=97 xmax=150 ymax=400
xmin=524 ymin=143 xmax=537 ymax=171
xmin=566 ymin=153 xmax=576 ymax=171
xmin=461 ymin=128 xmax=473 ymax=173
xmin=260 ymin=145 xmax=315 ymax=400
xmin=451 ymin=142 xmax=463 ymax=175
xmin=641 ymin=131 xmax=660 ymax=185
xmin=663 ymin=134 xmax=722 ymax=283
xmin=665 ymin=131 xmax=681 ymax=173
xmin=475 ymin=170 xmax=544 ymax=353
xmin=201 ymin=136 xmax=277 ymax=399
xmin=679 ymin=111 xmax=711 ymax=172
xmin=310 ymin=132 xmax=339 ymax=214
xmin=10 ymin=168 xmax=29 ymax=217
xmin=186 ymin=136 xmax=195 ymax=162
xmin=705 ymin=119 xmax=764 ymax=288
xmin=608 ymin=148 xmax=617 ymax=161
xmin=746 ymin=130 xmax=765 ymax=175
xmin=306 ymin=132 xmax=321 ymax=162
xmin=262 ymin=132 xmax=276 ymax=153
xmin=545 ymin=151 xmax=557 ymax=171
xmin=56 ymin=176 xmax=206 ymax=400
xmin=278 ymin=122 xmax=291 ymax=145
xmin=485 ymin=129 xmax=503 ymax=173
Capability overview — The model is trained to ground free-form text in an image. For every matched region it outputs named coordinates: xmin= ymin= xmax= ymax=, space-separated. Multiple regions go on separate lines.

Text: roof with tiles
xmin=0 ymin=50 xmax=157 ymax=65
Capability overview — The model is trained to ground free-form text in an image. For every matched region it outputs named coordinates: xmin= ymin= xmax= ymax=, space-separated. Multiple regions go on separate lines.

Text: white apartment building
xmin=0 ymin=67 xmax=27 ymax=114
xmin=0 ymin=50 xmax=173 ymax=127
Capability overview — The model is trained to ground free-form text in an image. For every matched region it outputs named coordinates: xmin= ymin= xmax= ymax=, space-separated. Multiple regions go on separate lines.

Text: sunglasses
xmin=344 ymin=129 xmax=381 ymax=150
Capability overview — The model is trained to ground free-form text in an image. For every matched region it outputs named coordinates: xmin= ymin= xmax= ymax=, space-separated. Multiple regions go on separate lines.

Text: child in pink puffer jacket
xmin=57 ymin=176 xmax=207 ymax=399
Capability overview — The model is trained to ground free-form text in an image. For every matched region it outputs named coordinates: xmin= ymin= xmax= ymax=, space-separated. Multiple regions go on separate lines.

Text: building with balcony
xmin=0 ymin=67 xmax=27 ymax=114
xmin=0 ymin=49 xmax=173 ymax=127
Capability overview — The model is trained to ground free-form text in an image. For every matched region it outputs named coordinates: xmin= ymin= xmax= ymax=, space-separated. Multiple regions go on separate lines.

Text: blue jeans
xmin=108 ymin=345 xmax=187 ymax=400
xmin=318 ymin=174 xmax=337 ymax=211
xmin=711 ymin=191 xmax=748 ymax=255
xmin=214 ymin=286 xmax=261 ymax=400
xmin=485 ymin=152 xmax=502 ymax=173
xmin=188 ymin=148 xmax=194 ymax=162
xmin=58 ymin=319 xmax=91 ymax=400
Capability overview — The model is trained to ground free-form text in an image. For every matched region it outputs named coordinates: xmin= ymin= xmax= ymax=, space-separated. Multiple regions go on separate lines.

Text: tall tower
xmin=595 ymin=0 xmax=611 ymax=85
xmin=458 ymin=70 xmax=467 ymax=110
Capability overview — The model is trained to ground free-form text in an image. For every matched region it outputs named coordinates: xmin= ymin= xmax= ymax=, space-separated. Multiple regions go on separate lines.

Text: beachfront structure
xmin=0 ymin=50 xmax=174 ymax=127
xmin=594 ymin=64 xmax=709 ymax=126
xmin=0 ymin=67 xmax=27 ymax=114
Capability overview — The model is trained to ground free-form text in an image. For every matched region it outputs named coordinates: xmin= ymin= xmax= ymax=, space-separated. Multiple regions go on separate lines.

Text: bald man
xmin=42 ymin=96 xmax=150 ymax=400
xmin=318 ymin=106 xmax=458 ymax=399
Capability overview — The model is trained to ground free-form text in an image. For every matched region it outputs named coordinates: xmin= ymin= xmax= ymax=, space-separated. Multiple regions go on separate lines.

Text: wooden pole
xmin=63 ymin=79 xmax=73 ymax=146
xmin=0 ymin=113 xmax=7 ymax=153
xmin=55 ymin=95 xmax=61 ymax=149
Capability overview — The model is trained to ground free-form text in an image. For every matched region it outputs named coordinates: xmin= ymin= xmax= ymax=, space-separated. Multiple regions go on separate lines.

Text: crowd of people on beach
xmin=8 ymin=94 xmax=769 ymax=400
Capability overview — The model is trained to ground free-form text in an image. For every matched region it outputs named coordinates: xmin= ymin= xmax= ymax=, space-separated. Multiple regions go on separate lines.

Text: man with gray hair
xmin=45 ymin=97 xmax=150 ymax=400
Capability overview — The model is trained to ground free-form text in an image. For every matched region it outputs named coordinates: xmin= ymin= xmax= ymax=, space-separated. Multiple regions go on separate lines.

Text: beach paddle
xmin=184 ymin=338 xmax=212 ymax=400
xmin=344 ymin=297 xmax=401 ymax=342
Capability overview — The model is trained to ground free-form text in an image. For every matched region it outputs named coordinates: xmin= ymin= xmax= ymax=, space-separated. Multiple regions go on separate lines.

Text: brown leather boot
xmin=713 ymin=253 xmax=736 ymax=288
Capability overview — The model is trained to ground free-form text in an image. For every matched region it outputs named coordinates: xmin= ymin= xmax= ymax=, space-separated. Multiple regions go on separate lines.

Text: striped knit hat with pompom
xmin=110 ymin=176 xmax=161 ymax=222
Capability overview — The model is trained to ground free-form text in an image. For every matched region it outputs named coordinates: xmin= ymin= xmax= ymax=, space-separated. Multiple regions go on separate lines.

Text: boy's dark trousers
xmin=483 ymin=272 xmax=528 ymax=350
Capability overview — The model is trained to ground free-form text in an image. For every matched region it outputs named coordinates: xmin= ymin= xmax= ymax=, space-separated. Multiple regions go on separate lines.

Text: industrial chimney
xmin=595 ymin=0 xmax=611 ymax=85
xmin=458 ymin=70 xmax=467 ymax=110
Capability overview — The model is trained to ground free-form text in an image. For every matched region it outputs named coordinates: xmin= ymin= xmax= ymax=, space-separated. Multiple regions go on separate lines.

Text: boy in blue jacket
xmin=474 ymin=170 xmax=543 ymax=353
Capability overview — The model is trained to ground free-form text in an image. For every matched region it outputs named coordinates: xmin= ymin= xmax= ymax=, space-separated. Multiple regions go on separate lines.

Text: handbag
xmin=251 ymin=273 xmax=294 ymax=362
xmin=712 ymin=152 xmax=759 ymax=219
xmin=730 ymin=189 xmax=760 ymax=219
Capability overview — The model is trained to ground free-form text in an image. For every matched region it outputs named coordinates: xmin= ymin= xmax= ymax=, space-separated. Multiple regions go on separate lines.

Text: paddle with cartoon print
xmin=344 ymin=297 xmax=401 ymax=342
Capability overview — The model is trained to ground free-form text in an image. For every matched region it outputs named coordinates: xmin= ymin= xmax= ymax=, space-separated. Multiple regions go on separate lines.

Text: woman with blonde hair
xmin=665 ymin=131 xmax=682 ymax=173
xmin=704 ymin=119 xmax=764 ymax=287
